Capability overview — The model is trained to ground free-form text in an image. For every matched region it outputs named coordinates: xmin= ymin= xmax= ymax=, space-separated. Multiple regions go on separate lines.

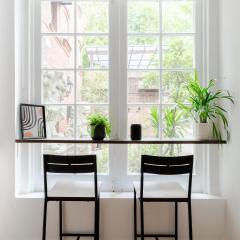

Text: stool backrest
xmin=43 ymin=154 xmax=97 ymax=198
xmin=141 ymin=155 xmax=194 ymax=198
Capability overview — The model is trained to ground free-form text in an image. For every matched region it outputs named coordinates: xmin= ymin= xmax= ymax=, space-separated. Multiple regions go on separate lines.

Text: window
xmin=41 ymin=1 xmax=110 ymax=175
xmin=127 ymin=0 xmax=195 ymax=173
xmin=17 ymin=0 xmax=205 ymax=193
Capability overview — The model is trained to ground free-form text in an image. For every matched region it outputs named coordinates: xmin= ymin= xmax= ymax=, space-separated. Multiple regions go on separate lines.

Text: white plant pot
xmin=194 ymin=122 xmax=212 ymax=140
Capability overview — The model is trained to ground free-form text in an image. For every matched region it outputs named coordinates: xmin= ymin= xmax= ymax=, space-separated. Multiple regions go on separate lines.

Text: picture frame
xmin=20 ymin=104 xmax=47 ymax=139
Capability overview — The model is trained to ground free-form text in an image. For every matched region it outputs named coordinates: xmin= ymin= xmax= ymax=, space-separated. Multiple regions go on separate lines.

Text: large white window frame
xmin=16 ymin=0 xmax=208 ymax=194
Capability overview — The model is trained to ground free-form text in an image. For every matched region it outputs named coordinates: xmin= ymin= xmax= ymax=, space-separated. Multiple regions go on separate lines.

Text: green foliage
xmin=149 ymin=106 xmax=189 ymax=156
xmin=128 ymin=2 xmax=159 ymax=33
xmin=79 ymin=71 xmax=108 ymax=103
xmin=163 ymin=71 xmax=193 ymax=103
xmin=178 ymin=71 xmax=234 ymax=140
xmin=88 ymin=113 xmax=111 ymax=137
xmin=162 ymin=1 xmax=193 ymax=33
xmin=142 ymin=72 xmax=159 ymax=89
xmin=78 ymin=36 xmax=108 ymax=68
xmin=163 ymin=107 xmax=186 ymax=139
xmin=163 ymin=37 xmax=193 ymax=68
xmin=79 ymin=2 xmax=108 ymax=33
xmin=150 ymin=106 xmax=159 ymax=137
xmin=162 ymin=107 xmax=188 ymax=156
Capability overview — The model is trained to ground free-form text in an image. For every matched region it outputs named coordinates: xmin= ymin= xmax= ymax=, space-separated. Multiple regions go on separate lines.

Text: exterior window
xmin=18 ymin=0 xmax=205 ymax=192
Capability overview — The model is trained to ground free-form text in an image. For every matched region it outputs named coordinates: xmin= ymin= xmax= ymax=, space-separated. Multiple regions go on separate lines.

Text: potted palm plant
xmin=88 ymin=113 xmax=111 ymax=140
xmin=178 ymin=71 xmax=234 ymax=140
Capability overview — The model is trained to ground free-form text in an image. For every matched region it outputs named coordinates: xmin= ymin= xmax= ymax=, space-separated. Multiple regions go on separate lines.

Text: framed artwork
xmin=20 ymin=104 xmax=47 ymax=139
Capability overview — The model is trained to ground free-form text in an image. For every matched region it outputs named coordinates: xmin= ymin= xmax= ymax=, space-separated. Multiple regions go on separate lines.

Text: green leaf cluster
xmin=88 ymin=113 xmax=111 ymax=137
xmin=178 ymin=71 xmax=234 ymax=140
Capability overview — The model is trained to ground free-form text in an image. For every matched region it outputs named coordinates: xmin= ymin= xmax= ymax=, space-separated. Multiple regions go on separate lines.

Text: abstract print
xmin=20 ymin=104 xmax=46 ymax=139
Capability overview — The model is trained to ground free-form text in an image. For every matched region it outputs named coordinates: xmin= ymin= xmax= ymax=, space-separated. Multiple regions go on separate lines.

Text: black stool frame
xmin=42 ymin=154 xmax=100 ymax=240
xmin=134 ymin=155 xmax=194 ymax=240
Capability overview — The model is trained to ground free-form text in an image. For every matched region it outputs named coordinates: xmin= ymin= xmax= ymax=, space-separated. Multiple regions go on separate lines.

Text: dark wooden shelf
xmin=15 ymin=138 xmax=227 ymax=144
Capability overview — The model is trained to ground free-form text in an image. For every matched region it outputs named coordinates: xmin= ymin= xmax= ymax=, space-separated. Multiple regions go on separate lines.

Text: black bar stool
xmin=42 ymin=154 xmax=100 ymax=240
xmin=133 ymin=155 xmax=194 ymax=240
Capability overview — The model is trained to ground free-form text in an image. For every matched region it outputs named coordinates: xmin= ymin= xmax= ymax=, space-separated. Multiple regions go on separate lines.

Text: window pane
xmin=76 ymin=105 xmax=108 ymax=138
xmin=46 ymin=105 xmax=74 ymax=138
xmin=128 ymin=105 xmax=159 ymax=138
xmin=77 ymin=71 xmax=108 ymax=104
xmin=160 ymin=144 xmax=194 ymax=157
xmin=42 ymin=36 xmax=74 ymax=69
xmin=76 ymin=144 xmax=109 ymax=174
xmin=128 ymin=36 xmax=160 ymax=69
xmin=77 ymin=2 xmax=108 ymax=33
xmin=77 ymin=36 xmax=109 ymax=69
xmin=162 ymin=106 xmax=193 ymax=139
xmin=43 ymin=71 xmax=74 ymax=104
xmin=41 ymin=1 xmax=74 ymax=33
xmin=162 ymin=36 xmax=194 ymax=69
xmin=128 ymin=144 xmax=160 ymax=173
xmin=162 ymin=71 xmax=193 ymax=104
xmin=162 ymin=1 xmax=194 ymax=33
xmin=43 ymin=143 xmax=109 ymax=173
xmin=128 ymin=1 xmax=159 ymax=33
xmin=128 ymin=71 xmax=159 ymax=103
xmin=43 ymin=144 xmax=75 ymax=155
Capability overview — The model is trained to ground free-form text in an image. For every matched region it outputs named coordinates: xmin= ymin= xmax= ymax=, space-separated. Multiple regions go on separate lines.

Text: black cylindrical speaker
xmin=130 ymin=124 xmax=142 ymax=140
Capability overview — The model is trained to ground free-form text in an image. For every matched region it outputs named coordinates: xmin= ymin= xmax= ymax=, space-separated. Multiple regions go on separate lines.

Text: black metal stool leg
xmin=134 ymin=189 xmax=137 ymax=240
xmin=59 ymin=201 xmax=63 ymax=240
xmin=140 ymin=199 xmax=144 ymax=240
xmin=42 ymin=199 xmax=48 ymax=240
xmin=98 ymin=198 xmax=100 ymax=240
xmin=175 ymin=202 xmax=178 ymax=240
xmin=188 ymin=201 xmax=193 ymax=240
xmin=94 ymin=197 xmax=100 ymax=240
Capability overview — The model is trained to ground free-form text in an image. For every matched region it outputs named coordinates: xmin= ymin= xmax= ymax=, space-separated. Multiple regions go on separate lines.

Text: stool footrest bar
xmin=136 ymin=233 xmax=176 ymax=238
xmin=62 ymin=233 xmax=95 ymax=237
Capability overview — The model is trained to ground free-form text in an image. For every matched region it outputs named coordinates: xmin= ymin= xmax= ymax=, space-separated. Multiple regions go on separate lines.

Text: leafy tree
xmin=128 ymin=2 xmax=159 ymax=33
xmin=163 ymin=1 xmax=193 ymax=33
xmin=78 ymin=71 xmax=108 ymax=103
xmin=142 ymin=72 xmax=159 ymax=89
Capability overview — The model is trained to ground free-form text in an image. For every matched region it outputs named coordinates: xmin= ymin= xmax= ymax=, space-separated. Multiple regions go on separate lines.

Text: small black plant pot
xmin=131 ymin=124 xmax=142 ymax=140
xmin=91 ymin=124 xmax=106 ymax=140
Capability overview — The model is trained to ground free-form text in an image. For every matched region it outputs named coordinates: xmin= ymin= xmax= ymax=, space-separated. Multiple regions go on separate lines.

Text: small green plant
xmin=88 ymin=113 xmax=111 ymax=137
xmin=178 ymin=70 xmax=234 ymax=140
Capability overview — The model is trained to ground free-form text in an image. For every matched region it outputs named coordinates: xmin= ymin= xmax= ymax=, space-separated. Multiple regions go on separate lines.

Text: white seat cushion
xmin=48 ymin=181 xmax=101 ymax=198
xmin=133 ymin=181 xmax=187 ymax=198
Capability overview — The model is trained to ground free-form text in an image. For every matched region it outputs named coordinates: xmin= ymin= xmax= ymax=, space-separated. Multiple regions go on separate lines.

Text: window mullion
xmin=108 ymin=0 xmax=124 ymax=191
xmin=159 ymin=0 xmax=163 ymax=140
xmin=74 ymin=0 xmax=77 ymax=144
xmin=108 ymin=0 xmax=128 ymax=191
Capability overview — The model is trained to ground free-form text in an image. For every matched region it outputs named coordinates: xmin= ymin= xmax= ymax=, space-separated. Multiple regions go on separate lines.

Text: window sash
xmin=28 ymin=0 xmax=206 ymax=193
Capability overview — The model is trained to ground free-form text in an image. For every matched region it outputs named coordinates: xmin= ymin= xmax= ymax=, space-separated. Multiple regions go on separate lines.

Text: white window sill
xmin=15 ymin=192 xmax=224 ymax=200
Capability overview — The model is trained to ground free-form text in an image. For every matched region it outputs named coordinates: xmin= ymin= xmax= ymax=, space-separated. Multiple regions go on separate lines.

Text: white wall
xmin=219 ymin=0 xmax=240 ymax=239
